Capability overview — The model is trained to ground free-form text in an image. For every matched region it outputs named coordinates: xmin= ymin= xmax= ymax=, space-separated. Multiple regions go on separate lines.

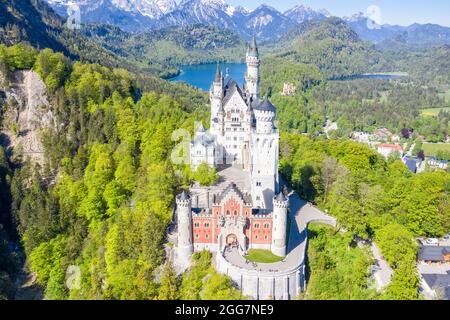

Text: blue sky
xmin=225 ymin=0 xmax=450 ymax=27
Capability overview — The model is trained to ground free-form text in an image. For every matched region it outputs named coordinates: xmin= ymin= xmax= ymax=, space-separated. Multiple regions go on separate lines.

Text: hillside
xmin=0 ymin=0 xmax=132 ymax=69
xmin=81 ymin=24 xmax=247 ymax=74
xmin=271 ymin=18 xmax=381 ymax=79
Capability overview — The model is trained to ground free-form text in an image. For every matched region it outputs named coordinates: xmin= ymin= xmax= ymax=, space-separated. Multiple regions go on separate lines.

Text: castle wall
xmin=216 ymin=251 xmax=306 ymax=300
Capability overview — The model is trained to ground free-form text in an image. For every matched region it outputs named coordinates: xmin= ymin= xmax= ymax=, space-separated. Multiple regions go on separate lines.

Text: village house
xmin=418 ymin=246 xmax=450 ymax=266
xmin=377 ymin=143 xmax=404 ymax=159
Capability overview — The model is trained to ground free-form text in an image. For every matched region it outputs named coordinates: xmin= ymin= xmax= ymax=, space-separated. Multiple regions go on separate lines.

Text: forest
xmin=280 ymin=133 xmax=448 ymax=299
xmin=0 ymin=44 xmax=239 ymax=300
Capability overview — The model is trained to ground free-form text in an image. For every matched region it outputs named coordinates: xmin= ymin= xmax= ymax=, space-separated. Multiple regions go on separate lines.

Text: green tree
xmin=158 ymin=264 xmax=179 ymax=300
xmin=375 ymin=223 xmax=417 ymax=269
xmin=383 ymin=262 xmax=420 ymax=300
xmin=193 ymin=163 xmax=219 ymax=186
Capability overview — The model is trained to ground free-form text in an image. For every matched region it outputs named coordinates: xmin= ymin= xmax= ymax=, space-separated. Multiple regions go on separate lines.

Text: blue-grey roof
xmin=405 ymin=159 xmax=418 ymax=173
xmin=418 ymin=246 xmax=450 ymax=262
xmin=248 ymin=36 xmax=259 ymax=57
xmin=275 ymin=192 xmax=287 ymax=202
xmin=422 ymin=273 xmax=450 ymax=300
xmin=214 ymin=64 xmax=222 ymax=83
xmin=222 ymin=79 xmax=245 ymax=107
xmin=178 ymin=191 xmax=190 ymax=201
xmin=254 ymin=97 xmax=276 ymax=112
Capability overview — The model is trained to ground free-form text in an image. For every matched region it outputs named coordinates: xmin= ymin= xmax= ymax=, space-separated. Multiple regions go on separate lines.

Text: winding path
xmin=222 ymin=189 xmax=336 ymax=272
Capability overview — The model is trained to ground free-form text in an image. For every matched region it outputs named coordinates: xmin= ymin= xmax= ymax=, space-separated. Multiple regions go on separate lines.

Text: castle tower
xmin=245 ymin=36 xmax=260 ymax=102
xmin=251 ymin=98 xmax=279 ymax=209
xmin=176 ymin=191 xmax=194 ymax=268
xmin=271 ymin=192 xmax=289 ymax=257
xmin=254 ymin=97 xmax=275 ymax=134
xmin=210 ymin=64 xmax=224 ymax=135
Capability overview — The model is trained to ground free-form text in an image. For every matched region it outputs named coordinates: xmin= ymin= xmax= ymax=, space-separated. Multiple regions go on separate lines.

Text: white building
xmin=190 ymin=37 xmax=280 ymax=210
xmin=377 ymin=143 xmax=404 ymax=159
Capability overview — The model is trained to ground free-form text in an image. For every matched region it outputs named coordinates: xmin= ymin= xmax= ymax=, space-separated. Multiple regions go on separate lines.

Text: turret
xmin=254 ymin=97 xmax=276 ymax=134
xmin=213 ymin=64 xmax=223 ymax=97
xmin=210 ymin=64 xmax=224 ymax=134
xmin=176 ymin=191 xmax=194 ymax=268
xmin=271 ymin=192 xmax=289 ymax=257
xmin=245 ymin=36 xmax=260 ymax=101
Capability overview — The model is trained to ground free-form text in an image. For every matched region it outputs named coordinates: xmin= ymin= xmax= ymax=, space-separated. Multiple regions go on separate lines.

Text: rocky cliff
xmin=0 ymin=70 xmax=56 ymax=167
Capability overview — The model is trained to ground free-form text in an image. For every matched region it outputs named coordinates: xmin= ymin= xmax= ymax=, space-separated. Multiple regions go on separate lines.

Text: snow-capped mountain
xmin=41 ymin=0 xmax=333 ymax=41
xmin=283 ymin=5 xmax=329 ymax=24
xmin=46 ymin=0 xmax=176 ymax=19
xmin=157 ymin=0 xmax=238 ymax=31
xmin=239 ymin=4 xmax=296 ymax=41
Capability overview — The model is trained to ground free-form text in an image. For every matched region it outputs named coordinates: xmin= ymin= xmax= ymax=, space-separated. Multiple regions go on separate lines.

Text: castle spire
xmin=214 ymin=63 xmax=222 ymax=83
xmin=249 ymin=35 xmax=259 ymax=57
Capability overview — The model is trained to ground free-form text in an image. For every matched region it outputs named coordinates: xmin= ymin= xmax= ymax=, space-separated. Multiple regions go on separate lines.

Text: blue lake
xmin=169 ymin=63 xmax=247 ymax=91
xmin=338 ymin=73 xmax=407 ymax=81
xmin=169 ymin=63 xmax=406 ymax=90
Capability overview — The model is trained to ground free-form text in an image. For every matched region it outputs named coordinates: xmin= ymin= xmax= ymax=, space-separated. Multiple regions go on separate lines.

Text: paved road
xmin=223 ymin=190 xmax=336 ymax=272
xmin=370 ymin=242 xmax=393 ymax=291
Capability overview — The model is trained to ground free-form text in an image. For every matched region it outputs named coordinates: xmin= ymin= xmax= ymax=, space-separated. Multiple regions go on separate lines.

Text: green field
xmin=245 ymin=249 xmax=284 ymax=264
xmin=422 ymin=143 xmax=450 ymax=157
xmin=420 ymin=107 xmax=450 ymax=117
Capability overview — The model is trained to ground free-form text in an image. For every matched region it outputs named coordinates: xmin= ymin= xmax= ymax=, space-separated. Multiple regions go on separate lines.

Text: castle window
xmin=256 ymin=196 xmax=261 ymax=201
xmin=195 ymin=234 xmax=199 ymax=239
xmin=194 ymin=223 xmax=200 ymax=228
xmin=205 ymin=223 xmax=210 ymax=228
xmin=256 ymin=182 xmax=262 ymax=187
xmin=264 ymin=223 xmax=270 ymax=229
xmin=255 ymin=235 xmax=258 ymax=240
xmin=265 ymin=235 xmax=268 ymax=240
xmin=226 ymin=210 xmax=231 ymax=216
xmin=205 ymin=234 xmax=209 ymax=239
xmin=254 ymin=223 xmax=260 ymax=229
xmin=234 ymin=210 xmax=238 ymax=216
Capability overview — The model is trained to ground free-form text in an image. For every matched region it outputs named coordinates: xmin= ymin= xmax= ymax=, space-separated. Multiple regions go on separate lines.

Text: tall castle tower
xmin=251 ymin=98 xmax=280 ymax=209
xmin=272 ymin=192 xmax=289 ymax=257
xmin=176 ymin=191 xmax=193 ymax=268
xmin=245 ymin=36 xmax=260 ymax=102
xmin=210 ymin=65 xmax=224 ymax=136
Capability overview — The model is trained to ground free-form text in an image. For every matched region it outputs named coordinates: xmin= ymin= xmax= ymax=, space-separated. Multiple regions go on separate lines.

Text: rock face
xmin=0 ymin=70 xmax=55 ymax=166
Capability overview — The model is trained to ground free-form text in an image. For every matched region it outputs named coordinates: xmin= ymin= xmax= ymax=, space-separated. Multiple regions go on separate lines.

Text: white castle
xmin=172 ymin=38 xmax=308 ymax=300
xmin=190 ymin=37 xmax=280 ymax=210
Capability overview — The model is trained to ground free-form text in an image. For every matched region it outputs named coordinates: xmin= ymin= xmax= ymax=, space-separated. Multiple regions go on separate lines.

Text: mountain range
xmin=43 ymin=0 xmax=330 ymax=41
xmin=345 ymin=13 xmax=450 ymax=50
xmin=43 ymin=0 xmax=450 ymax=47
